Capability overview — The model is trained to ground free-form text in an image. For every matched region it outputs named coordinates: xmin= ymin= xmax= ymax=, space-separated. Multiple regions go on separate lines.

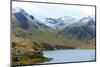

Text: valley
xmin=12 ymin=7 xmax=96 ymax=66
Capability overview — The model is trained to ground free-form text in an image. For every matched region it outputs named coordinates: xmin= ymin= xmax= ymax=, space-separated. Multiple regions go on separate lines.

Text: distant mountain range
xmin=58 ymin=16 xmax=96 ymax=41
xmin=44 ymin=15 xmax=95 ymax=30
xmin=12 ymin=7 xmax=96 ymax=50
xmin=44 ymin=16 xmax=78 ymax=29
xmin=43 ymin=13 xmax=95 ymax=41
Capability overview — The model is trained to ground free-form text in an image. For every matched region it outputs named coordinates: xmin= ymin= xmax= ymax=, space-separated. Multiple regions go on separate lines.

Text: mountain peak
xmin=12 ymin=7 xmax=26 ymax=14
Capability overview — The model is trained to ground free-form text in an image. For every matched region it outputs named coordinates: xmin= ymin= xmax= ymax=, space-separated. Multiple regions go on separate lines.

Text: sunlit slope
xmin=12 ymin=7 xmax=95 ymax=50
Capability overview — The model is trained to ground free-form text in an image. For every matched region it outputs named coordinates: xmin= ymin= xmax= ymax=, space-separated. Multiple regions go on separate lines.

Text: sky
xmin=12 ymin=1 xmax=95 ymax=20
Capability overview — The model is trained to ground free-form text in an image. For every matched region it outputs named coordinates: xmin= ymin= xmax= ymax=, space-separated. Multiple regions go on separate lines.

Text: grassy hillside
xmin=12 ymin=8 xmax=96 ymax=66
xmin=79 ymin=38 xmax=96 ymax=49
xmin=12 ymin=27 xmax=82 ymax=66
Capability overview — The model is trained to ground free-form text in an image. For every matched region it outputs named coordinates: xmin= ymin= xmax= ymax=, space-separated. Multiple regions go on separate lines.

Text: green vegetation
xmin=13 ymin=57 xmax=52 ymax=66
xmin=12 ymin=41 xmax=52 ymax=66
xmin=12 ymin=8 xmax=95 ymax=66
xmin=12 ymin=28 xmax=81 ymax=66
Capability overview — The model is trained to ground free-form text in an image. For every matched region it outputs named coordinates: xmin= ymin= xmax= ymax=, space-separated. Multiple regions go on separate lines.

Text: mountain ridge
xmin=12 ymin=7 xmax=96 ymax=50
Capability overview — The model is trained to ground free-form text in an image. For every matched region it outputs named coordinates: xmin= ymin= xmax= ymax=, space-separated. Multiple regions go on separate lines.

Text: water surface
xmin=42 ymin=49 xmax=95 ymax=64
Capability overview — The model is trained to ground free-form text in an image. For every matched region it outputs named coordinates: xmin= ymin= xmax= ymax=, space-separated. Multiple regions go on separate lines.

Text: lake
xmin=42 ymin=49 xmax=95 ymax=64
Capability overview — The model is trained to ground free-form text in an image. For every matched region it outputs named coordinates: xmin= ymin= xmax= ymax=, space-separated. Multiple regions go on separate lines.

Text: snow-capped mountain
xmin=59 ymin=16 xmax=96 ymax=41
xmin=12 ymin=7 xmax=50 ymax=32
xmin=12 ymin=7 xmax=35 ymax=21
xmin=44 ymin=16 xmax=95 ymax=31
xmin=78 ymin=16 xmax=95 ymax=24
xmin=12 ymin=7 xmax=96 ymax=50
xmin=12 ymin=7 xmax=95 ymax=31
xmin=44 ymin=16 xmax=78 ymax=29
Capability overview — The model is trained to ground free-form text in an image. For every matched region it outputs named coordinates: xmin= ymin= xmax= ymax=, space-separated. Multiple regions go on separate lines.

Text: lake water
xmin=42 ymin=49 xmax=95 ymax=64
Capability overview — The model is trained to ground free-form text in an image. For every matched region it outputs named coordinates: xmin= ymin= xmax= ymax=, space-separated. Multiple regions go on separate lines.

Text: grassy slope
xmin=12 ymin=14 xmax=95 ymax=66
xmin=79 ymin=38 xmax=96 ymax=49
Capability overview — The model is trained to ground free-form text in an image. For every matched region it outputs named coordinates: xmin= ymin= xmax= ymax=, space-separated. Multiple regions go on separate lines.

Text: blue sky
xmin=12 ymin=1 xmax=95 ymax=20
